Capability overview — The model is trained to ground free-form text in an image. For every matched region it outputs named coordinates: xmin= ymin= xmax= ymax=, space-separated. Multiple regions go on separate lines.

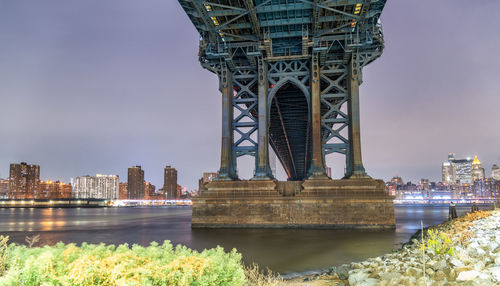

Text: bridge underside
xmin=179 ymin=0 xmax=394 ymax=228
xmin=269 ymin=82 xmax=311 ymax=181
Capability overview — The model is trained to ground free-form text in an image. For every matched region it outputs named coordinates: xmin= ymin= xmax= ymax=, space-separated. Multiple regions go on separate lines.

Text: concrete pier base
xmin=192 ymin=179 xmax=395 ymax=229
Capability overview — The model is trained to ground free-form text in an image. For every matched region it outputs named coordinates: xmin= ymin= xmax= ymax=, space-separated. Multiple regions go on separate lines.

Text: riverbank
xmin=285 ymin=208 xmax=499 ymax=285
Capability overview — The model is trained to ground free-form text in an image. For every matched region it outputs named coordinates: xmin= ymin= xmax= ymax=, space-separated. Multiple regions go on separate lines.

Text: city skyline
xmin=3 ymin=154 xmax=499 ymax=189
xmin=1 ymin=1 xmax=500 ymax=189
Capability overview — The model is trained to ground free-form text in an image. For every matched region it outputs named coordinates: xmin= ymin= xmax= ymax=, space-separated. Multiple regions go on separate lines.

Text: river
xmin=0 ymin=205 xmax=488 ymax=274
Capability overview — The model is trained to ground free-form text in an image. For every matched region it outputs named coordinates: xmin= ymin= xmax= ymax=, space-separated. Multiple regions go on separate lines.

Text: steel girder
xmin=232 ymin=68 xmax=259 ymax=158
xmin=178 ymin=0 xmax=387 ymax=180
xmin=178 ymin=0 xmax=387 ymax=67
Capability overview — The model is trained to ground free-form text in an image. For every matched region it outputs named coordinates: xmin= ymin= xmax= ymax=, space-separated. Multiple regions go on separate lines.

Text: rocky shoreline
xmin=285 ymin=208 xmax=499 ymax=285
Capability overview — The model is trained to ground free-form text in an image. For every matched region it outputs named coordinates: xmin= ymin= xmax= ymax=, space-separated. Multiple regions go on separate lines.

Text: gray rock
xmin=379 ymin=271 xmax=401 ymax=281
xmin=435 ymin=259 xmax=448 ymax=270
xmin=456 ymin=270 xmax=481 ymax=281
xmin=434 ymin=270 xmax=446 ymax=281
xmin=327 ymin=266 xmax=336 ymax=274
xmin=397 ymin=276 xmax=411 ymax=286
xmin=474 ymin=261 xmax=485 ymax=271
xmin=406 ymin=267 xmax=422 ymax=277
xmin=489 ymin=266 xmax=500 ymax=281
xmin=426 ymin=268 xmax=435 ymax=277
xmin=352 ymin=262 xmax=363 ymax=269
xmin=472 ymin=279 xmax=495 ymax=286
xmin=488 ymin=242 xmax=499 ymax=252
xmin=356 ymin=278 xmax=380 ymax=286
xmin=426 ymin=260 xmax=437 ymax=269
xmin=348 ymin=271 xmax=370 ymax=286
xmin=336 ymin=264 xmax=350 ymax=280
xmin=448 ymin=269 xmax=457 ymax=281
xmin=449 ymin=258 xmax=464 ymax=268
xmin=469 ymin=245 xmax=486 ymax=257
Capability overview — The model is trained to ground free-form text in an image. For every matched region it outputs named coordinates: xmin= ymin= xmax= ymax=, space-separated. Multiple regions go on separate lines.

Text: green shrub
xmin=0 ymin=236 xmax=8 ymax=276
xmin=421 ymin=229 xmax=455 ymax=256
xmin=0 ymin=237 xmax=246 ymax=286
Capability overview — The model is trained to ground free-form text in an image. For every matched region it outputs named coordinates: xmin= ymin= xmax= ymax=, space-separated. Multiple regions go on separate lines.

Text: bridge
xmin=178 ymin=0 xmax=395 ymax=228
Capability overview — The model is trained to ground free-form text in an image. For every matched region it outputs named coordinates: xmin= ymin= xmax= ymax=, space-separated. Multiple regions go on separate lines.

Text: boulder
xmin=456 ymin=270 xmax=481 ymax=281
xmin=357 ymin=278 xmax=380 ymax=286
xmin=348 ymin=271 xmax=370 ymax=285
xmin=489 ymin=266 xmax=500 ymax=281
xmin=336 ymin=264 xmax=350 ymax=280
xmin=434 ymin=270 xmax=446 ymax=281
xmin=405 ymin=267 xmax=422 ymax=277
xmin=449 ymin=257 xmax=464 ymax=268
xmin=426 ymin=268 xmax=435 ymax=277
xmin=474 ymin=261 xmax=485 ymax=271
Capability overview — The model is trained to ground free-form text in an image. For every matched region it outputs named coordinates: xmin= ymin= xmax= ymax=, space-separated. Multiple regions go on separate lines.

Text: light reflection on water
xmin=0 ymin=205 xmax=489 ymax=274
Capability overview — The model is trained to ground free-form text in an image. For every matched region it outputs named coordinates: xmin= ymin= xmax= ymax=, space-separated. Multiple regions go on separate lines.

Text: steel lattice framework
xmin=178 ymin=0 xmax=387 ymax=181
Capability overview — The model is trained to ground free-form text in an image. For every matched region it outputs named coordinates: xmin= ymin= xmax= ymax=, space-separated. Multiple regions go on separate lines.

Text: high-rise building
xmin=119 ymin=182 xmax=128 ymax=200
xmin=491 ymin=165 xmax=500 ymax=181
xmin=448 ymin=153 xmax=456 ymax=161
xmin=127 ymin=166 xmax=144 ymax=199
xmin=38 ymin=181 xmax=72 ymax=199
xmin=442 ymin=162 xmax=456 ymax=185
xmin=419 ymin=179 xmax=430 ymax=191
xmin=0 ymin=179 xmax=8 ymax=199
xmin=492 ymin=180 xmax=500 ymax=198
xmin=390 ymin=176 xmax=404 ymax=187
xmin=143 ymin=182 xmax=157 ymax=200
xmin=74 ymin=175 xmax=119 ymax=199
xmin=164 ymin=166 xmax=178 ymax=199
xmin=144 ymin=182 xmax=163 ymax=200
xmin=472 ymin=179 xmax=490 ymax=198
xmin=8 ymin=162 xmax=40 ymax=199
xmin=176 ymin=184 xmax=182 ymax=198
xmin=445 ymin=155 xmax=473 ymax=185
xmin=198 ymin=172 xmax=217 ymax=192
xmin=471 ymin=156 xmax=485 ymax=182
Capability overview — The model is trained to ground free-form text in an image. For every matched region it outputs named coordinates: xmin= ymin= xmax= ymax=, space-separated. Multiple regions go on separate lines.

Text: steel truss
xmin=178 ymin=0 xmax=388 ymax=180
xmin=232 ymin=68 xmax=258 ymax=158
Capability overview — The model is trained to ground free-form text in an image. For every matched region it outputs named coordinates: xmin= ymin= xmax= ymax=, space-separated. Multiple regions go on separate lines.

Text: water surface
xmin=0 ymin=205 xmax=487 ymax=274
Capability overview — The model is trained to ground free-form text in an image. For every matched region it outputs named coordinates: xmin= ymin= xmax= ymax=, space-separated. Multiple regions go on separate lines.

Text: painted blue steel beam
xmin=178 ymin=0 xmax=387 ymax=180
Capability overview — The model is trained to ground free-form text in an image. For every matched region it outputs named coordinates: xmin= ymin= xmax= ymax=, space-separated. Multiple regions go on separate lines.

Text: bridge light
xmin=354 ymin=4 xmax=362 ymax=15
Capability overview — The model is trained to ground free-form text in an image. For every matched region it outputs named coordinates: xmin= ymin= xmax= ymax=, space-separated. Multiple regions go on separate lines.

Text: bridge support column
xmin=216 ymin=63 xmax=237 ymax=181
xmin=309 ymin=54 xmax=328 ymax=179
xmin=347 ymin=53 xmax=369 ymax=178
xmin=253 ymin=58 xmax=273 ymax=180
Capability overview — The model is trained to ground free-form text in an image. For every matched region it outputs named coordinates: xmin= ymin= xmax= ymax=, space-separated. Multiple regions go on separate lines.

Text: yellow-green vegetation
xmin=244 ymin=263 xmax=283 ymax=286
xmin=0 ymin=236 xmax=247 ymax=286
xmin=425 ymin=210 xmax=492 ymax=246
xmin=421 ymin=229 xmax=455 ymax=256
xmin=0 ymin=236 xmax=8 ymax=276
xmin=419 ymin=210 xmax=493 ymax=256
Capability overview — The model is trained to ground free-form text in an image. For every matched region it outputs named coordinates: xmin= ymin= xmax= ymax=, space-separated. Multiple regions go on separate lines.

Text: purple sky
xmin=1 ymin=0 xmax=499 ymax=189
